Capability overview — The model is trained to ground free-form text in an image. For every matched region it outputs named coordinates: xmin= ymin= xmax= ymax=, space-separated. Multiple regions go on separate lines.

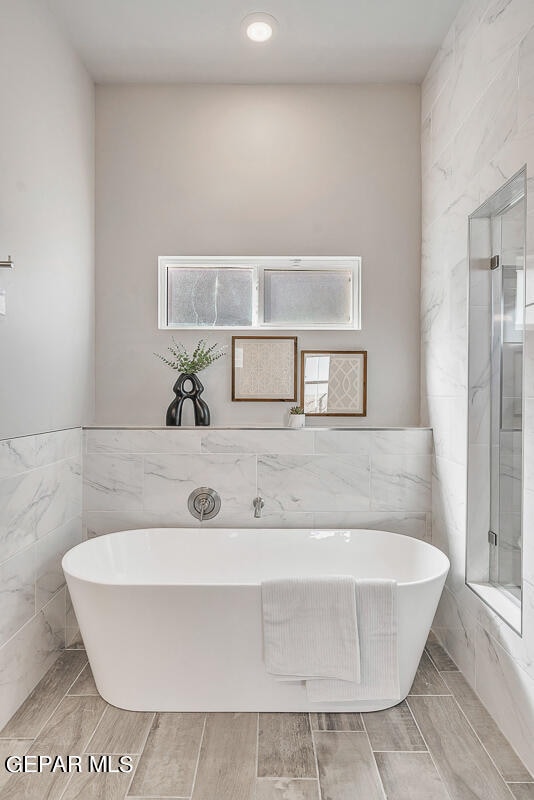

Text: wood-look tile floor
xmin=1 ymin=633 xmax=532 ymax=799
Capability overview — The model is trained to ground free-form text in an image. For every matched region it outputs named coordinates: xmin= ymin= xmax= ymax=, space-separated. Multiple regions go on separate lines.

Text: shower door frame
xmin=465 ymin=166 xmax=526 ymax=635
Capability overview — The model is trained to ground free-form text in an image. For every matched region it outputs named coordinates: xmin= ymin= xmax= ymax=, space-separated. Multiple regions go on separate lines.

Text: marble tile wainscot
xmin=82 ymin=427 xmax=433 ymax=538
xmin=421 ymin=0 xmax=534 ymax=775
xmin=0 ymin=428 xmax=83 ymax=730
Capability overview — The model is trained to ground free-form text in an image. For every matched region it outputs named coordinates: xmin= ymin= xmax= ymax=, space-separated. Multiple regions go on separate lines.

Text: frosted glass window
xmin=159 ymin=257 xmax=361 ymax=329
xmin=167 ymin=267 xmax=254 ymax=327
xmin=264 ymin=270 xmax=353 ymax=325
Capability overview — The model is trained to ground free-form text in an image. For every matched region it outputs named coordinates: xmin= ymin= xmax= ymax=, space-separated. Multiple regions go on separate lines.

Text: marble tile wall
xmin=0 ymin=428 xmax=82 ymax=729
xmin=82 ymin=427 xmax=432 ymax=539
xmin=422 ymin=0 xmax=534 ymax=773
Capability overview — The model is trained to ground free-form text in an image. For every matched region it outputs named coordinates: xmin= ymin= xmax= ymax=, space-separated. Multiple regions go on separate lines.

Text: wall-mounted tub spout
xmin=253 ymin=496 xmax=264 ymax=518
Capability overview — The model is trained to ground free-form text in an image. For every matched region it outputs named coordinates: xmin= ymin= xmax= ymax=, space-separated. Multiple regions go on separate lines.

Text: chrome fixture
xmin=0 ymin=256 xmax=13 ymax=269
xmin=253 ymin=496 xmax=264 ymax=518
xmin=188 ymin=487 xmax=221 ymax=521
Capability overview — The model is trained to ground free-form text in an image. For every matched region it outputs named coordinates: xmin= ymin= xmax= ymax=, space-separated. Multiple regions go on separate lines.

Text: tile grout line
xmin=424 ymin=644 xmax=458 ymax=674
xmin=56 ymin=692 xmax=109 ymax=800
xmin=0 ymin=582 xmax=74 ymax=652
xmin=186 ymin=713 xmax=207 ymax=800
xmin=257 ymin=777 xmax=322 ymax=781
xmin=0 ymin=509 xmax=80 ymax=570
xmin=404 ymin=698 xmax=455 ymax=800
xmin=474 ymin=621 xmax=534 ymax=751
xmin=436 ymin=672 xmax=528 ymax=790
xmin=84 ymin=751 xmax=152 ymax=756
xmin=0 ymin=737 xmax=34 ymax=741
xmin=308 ymin=715 xmax=323 ymax=800
xmin=6 ymin=652 xmax=89 ymax=744
xmin=62 ymin=580 xmax=67 ymax=647
xmin=63 ymin=656 xmax=90 ymax=694
xmin=255 ymin=712 xmax=260 ymax=794
xmin=308 ymin=728 xmax=372 ymax=735
xmin=359 ymin=714 xmax=387 ymax=800
xmin=367 ymin=452 xmax=372 ymax=510
xmin=0 ymin=453 xmax=81 ymax=487
xmin=123 ymin=712 xmax=157 ymax=800
xmin=255 ymin=455 xmax=258 ymax=501
xmin=372 ymin=749 xmax=433 ymax=753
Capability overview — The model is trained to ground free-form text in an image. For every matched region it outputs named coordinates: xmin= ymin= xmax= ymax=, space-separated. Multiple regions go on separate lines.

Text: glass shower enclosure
xmin=467 ymin=168 xmax=525 ymax=631
xmin=489 ymin=200 xmax=524 ymax=599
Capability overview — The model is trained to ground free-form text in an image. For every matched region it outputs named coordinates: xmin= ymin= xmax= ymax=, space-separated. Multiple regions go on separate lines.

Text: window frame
xmin=158 ymin=256 xmax=361 ymax=330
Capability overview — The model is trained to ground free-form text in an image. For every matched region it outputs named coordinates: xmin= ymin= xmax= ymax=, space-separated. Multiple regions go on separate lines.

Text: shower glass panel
xmin=490 ymin=200 xmax=524 ymax=600
xmin=467 ymin=168 xmax=525 ymax=632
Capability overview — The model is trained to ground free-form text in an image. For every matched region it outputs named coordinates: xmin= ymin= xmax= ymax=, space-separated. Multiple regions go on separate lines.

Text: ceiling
xmin=47 ymin=0 xmax=464 ymax=84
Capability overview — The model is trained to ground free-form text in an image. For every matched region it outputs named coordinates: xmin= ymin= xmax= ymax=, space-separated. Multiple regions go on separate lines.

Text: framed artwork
xmin=300 ymin=350 xmax=367 ymax=416
xmin=232 ymin=336 xmax=298 ymax=401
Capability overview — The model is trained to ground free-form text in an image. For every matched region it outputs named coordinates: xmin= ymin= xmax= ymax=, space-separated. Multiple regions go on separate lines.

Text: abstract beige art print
xmin=232 ymin=336 xmax=297 ymax=401
xmin=301 ymin=350 xmax=367 ymax=416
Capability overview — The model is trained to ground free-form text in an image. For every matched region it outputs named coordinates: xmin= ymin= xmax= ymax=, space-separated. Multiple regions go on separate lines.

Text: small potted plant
xmin=288 ymin=406 xmax=306 ymax=429
xmin=155 ymin=338 xmax=226 ymax=426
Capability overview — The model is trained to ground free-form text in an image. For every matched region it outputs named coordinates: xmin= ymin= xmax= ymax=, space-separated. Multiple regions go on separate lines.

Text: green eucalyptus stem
xmin=155 ymin=338 xmax=227 ymax=374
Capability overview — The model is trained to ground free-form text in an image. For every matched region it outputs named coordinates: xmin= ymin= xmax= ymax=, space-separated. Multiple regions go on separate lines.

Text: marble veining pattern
xmin=143 ymin=453 xmax=257 ymax=522
xmin=0 ymin=547 xmax=36 ymax=648
xmin=35 ymin=518 xmax=83 ymax=611
xmin=0 ymin=589 xmax=66 ymax=731
xmin=257 ymin=454 xmax=370 ymax=513
xmin=0 ymin=460 xmax=81 ymax=565
xmin=86 ymin=428 xmax=202 ymax=454
xmin=474 ymin=624 xmax=534 ymax=772
xmin=422 ymin=0 xmax=534 ymax=773
xmin=370 ymin=455 xmax=432 ymax=512
xmin=0 ymin=428 xmax=82 ymax=730
xmin=83 ymin=454 xmax=143 ymax=512
xmin=82 ymin=428 xmax=433 ymax=534
xmin=201 ymin=429 xmax=316 ymax=455
xmin=0 ymin=437 xmax=35 ymax=481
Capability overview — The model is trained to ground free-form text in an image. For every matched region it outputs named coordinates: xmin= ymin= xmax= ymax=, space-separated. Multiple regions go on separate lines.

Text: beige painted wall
xmin=0 ymin=0 xmax=95 ymax=440
xmin=95 ymin=84 xmax=421 ymax=426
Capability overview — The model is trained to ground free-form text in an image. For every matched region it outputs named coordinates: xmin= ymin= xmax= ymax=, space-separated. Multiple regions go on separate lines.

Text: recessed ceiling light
xmin=242 ymin=13 xmax=277 ymax=43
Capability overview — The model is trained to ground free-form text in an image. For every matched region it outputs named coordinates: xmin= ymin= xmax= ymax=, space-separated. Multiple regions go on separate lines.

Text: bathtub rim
xmin=62 ymin=527 xmax=450 ymax=590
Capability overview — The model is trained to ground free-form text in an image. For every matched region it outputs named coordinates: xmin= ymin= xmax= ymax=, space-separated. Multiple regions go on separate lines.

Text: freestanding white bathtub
xmin=62 ymin=528 xmax=449 ymax=712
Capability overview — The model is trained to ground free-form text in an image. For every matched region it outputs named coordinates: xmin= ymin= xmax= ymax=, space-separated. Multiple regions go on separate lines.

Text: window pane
xmin=305 ymin=356 xmax=319 ymax=382
xmin=304 ymin=382 xmax=329 ymax=414
xmin=264 ymin=270 xmax=352 ymax=325
xmin=167 ymin=267 xmax=254 ymax=327
xmin=317 ymin=356 xmax=331 ymax=381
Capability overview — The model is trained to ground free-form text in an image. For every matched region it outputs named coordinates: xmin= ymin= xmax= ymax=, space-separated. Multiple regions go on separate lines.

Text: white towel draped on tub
xmin=262 ymin=576 xmax=361 ymax=686
xmin=261 ymin=577 xmax=399 ymax=703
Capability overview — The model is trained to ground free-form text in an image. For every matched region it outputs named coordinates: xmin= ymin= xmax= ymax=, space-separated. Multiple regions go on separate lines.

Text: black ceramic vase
xmin=166 ymin=373 xmax=210 ymax=427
